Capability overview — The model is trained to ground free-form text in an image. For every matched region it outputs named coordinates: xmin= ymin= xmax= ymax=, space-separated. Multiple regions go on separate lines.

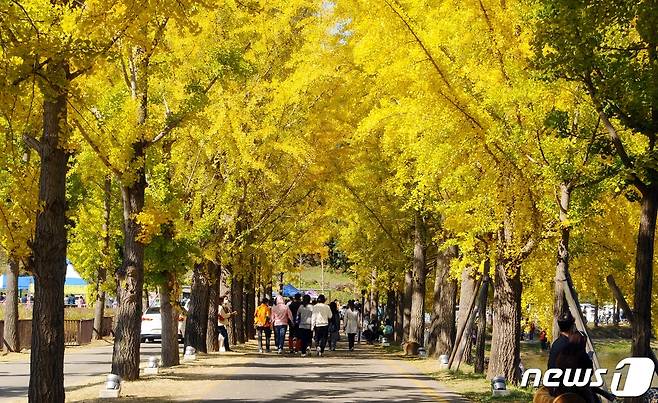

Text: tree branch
xmin=22 ymin=133 xmax=41 ymax=154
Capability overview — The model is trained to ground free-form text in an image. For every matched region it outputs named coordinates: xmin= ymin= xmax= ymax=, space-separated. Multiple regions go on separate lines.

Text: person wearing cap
xmin=548 ymin=311 xmax=576 ymax=369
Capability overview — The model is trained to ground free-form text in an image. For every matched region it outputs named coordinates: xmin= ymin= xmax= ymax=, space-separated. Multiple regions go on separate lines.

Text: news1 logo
xmin=521 ymin=357 xmax=655 ymax=397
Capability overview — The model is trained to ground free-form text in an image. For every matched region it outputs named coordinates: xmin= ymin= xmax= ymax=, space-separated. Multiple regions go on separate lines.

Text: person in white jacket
xmin=343 ymin=299 xmax=360 ymax=351
xmin=311 ymin=294 xmax=332 ymax=356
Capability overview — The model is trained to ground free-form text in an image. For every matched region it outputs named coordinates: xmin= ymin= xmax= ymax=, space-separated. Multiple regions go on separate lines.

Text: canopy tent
xmin=0 ymin=275 xmax=33 ymax=290
xmin=281 ymin=283 xmax=301 ymax=298
xmin=304 ymin=290 xmax=319 ymax=299
xmin=0 ymin=260 xmax=88 ymax=292
xmin=64 ymin=261 xmax=87 ymax=286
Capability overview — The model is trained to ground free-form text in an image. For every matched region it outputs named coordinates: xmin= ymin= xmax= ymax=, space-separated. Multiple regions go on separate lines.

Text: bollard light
xmin=147 ymin=356 xmax=159 ymax=368
xmin=183 ymin=346 xmax=197 ymax=362
xmin=105 ymin=374 xmax=121 ymax=390
xmin=418 ymin=347 xmax=427 ymax=358
xmin=439 ymin=354 xmax=449 ymax=365
xmin=491 ymin=376 xmax=506 ymax=391
xmin=491 ymin=375 xmax=511 ymax=397
xmin=381 ymin=337 xmax=390 ymax=347
xmin=99 ymin=373 xmax=122 ymax=398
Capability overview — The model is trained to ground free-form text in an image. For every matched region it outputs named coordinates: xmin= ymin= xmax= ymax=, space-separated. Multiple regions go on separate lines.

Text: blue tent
xmin=0 ymin=260 xmax=87 ymax=290
xmin=0 ymin=275 xmax=33 ymax=290
xmin=281 ymin=283 xmax=301 ymax=298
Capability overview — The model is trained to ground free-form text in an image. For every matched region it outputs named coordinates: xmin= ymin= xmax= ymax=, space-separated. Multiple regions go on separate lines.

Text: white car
xmin=140 ymin=302 xmax=188 ymax=343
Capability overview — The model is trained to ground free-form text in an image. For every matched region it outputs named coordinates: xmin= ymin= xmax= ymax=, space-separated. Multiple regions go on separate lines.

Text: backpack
xmin=254 ymin=304 xmax=271 ymax=327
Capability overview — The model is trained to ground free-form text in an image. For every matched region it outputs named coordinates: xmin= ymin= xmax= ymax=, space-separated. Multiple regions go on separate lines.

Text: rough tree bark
xmin=394 ymin=286 xmax=404 ymax=343
xmin=185 ymin=262 xmax=210 ymax=353
xmin=631 ymin=188 xmax=657 ymax=366
xmin=385 ymin=289 xmax=396 ymax=324
xmin=159 ymin=271 xmax=179 ymax=367
xmin=553 ymin=183 xmax=572 ymax=339
xmin=428 ymin=245 xmax=458 ymax=357
xmin=243 ymin=272 xmax=255 ymax=341
xmin=111 ymin=154 xmax=146 ymax=380
xmin=409 ymin=212 xmax=428 ymax=345
xmin=206 ymin=263 xmax=221 ymax=352
xmin=4 ymin=258 xmax=20 ymax=352
xmin=29 ymin=77 xmax=70 ymax=402
xmin=231 ymin=275 xmax=245 ymax=344
xmin=474 ymin=258 xmax=491 ymax=374
xmin=402 ymin=268 xmax=412 ymax=341
xmin=455 ymin=265 xmax=477 ymax=362
xmin=112 ymin=45 xmax=149 ymax=381
xmin=93 ymin=177 xmax=111 ymax=340
xmin=487 ymin=255 xmax=522 ymax=382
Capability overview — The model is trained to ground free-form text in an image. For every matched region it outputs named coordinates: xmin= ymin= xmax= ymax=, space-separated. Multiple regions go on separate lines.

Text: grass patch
xmin=429 ymin=369 xmax=534 ymax=402
xmin=462 ymin=390 xmax=534 ymax=403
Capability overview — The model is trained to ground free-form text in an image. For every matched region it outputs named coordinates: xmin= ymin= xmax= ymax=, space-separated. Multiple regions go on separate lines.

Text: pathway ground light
xmin=491 ymin=376 xmax=510 ymax=397
xmin=99 ymin=374 xmax=121 ymax=398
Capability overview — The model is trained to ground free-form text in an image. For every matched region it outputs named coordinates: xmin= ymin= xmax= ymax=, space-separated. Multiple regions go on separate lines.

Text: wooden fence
xmin=0 ymin=317 xmax=113 ymax=351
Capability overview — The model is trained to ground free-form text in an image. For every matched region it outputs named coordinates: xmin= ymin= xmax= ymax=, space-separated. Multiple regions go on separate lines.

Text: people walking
xmin=312 ymin=294 xmax=332 ymax=356
xmin=254 ymin=298 xmax=273 ymax=353
xmin=344 ymin=300 xmax=359 ymax=351
xmin=297 ymin=294 xmax=314 ymax=356
xmin=217 ymin=296 xmax=237 ymax=352
xmin=328 ymin=301 xmax=341 ymax=351
xmin=271 ymin=295 xmax=294 ymax=354
xmin=288 ymin=293 xmax=302 ymax=353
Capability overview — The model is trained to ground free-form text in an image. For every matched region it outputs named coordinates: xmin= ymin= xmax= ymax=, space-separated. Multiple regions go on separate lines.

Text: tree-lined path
xmin=194 ymin=351 xmax=468 ymax=402
xmin=0 ymin=342 xmax=468 ymax=402
xmin=0 ymin=343 xmax=169 ymax=402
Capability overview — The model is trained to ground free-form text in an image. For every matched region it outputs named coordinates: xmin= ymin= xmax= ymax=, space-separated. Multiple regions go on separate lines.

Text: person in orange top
xmin=254 ymin=298 xmax=273 ymax=353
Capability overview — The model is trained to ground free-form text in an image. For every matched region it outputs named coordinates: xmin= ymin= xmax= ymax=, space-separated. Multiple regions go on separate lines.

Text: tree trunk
xmin=245 ymin=276 xmax=255 ymax=340
xmin=428 ymin=245 xmax=458 ymax=357
xmin=394 ymin=286 xmax=404 ymax=343
xmin=206 ymin=263 xmax=221 ymax=352
xmin=231 ymin=275 xmax=245 ymax=344
xmin=456 ymin=265 xmax=477 ymax=360
xmin=93 ymin=177 xmax=111 ymax=340
xmin=185 ymin=263 xmax=209 ymax=353
xmin=29 ymin=83 xmax=70 ymax=403
xmin=369 ymin=268 xmax=377 ymax=319
xmin=385 ymin=289 xmax=396 ymax=324
xmin=111 ymin=175 xmax=146 ymax=380
xmin=553 ymin=183 xmax=571 ymax=340
xmin=631 ymin=189 xmax=657 ymax=363
xmin=112 ymin=45 xmax=149 ymax=381
xmin=409 ymin=212 xmax=427 ymax=345
xmin=474 ymin=258 xmax=491 ymax=374
xmin=402 ymin=268 xmax=413 ymax=342
xmin=160 ymin=272 xmax=180 ymax=367
xmin=487 ymin=258 xmax=522 ymax=383
xmin=4 ymin=258 xmax=20 ymax=352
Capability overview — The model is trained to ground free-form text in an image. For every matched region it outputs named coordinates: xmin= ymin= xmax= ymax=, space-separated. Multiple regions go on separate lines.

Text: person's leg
xmin=274 ymin=326 xmax=280 ymax=349
xmin=219 ymin=326 xmax=231 ymax=351
xmin=281 ymin=325 xmax=288 ymax=351
xmin=275 ymin=326 xmax=281 ymax=350
xmin=265 ymin=328 xmax=272 ymax=351
xmin=257 ymin=327 xmax=263 ymax=352
xmin=319 ymin=326 xmax=328 ymax=353
xmin=288 ymin=326 xmax=295 ymax=352
xmin=348 ymin=333 xmax=355 ymax=350
xmin=301 ymin=329 xmax=310 ymax=354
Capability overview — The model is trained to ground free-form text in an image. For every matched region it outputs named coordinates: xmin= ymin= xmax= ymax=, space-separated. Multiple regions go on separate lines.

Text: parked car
xmin=140 ymin=300 xmax=189 ymax=343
